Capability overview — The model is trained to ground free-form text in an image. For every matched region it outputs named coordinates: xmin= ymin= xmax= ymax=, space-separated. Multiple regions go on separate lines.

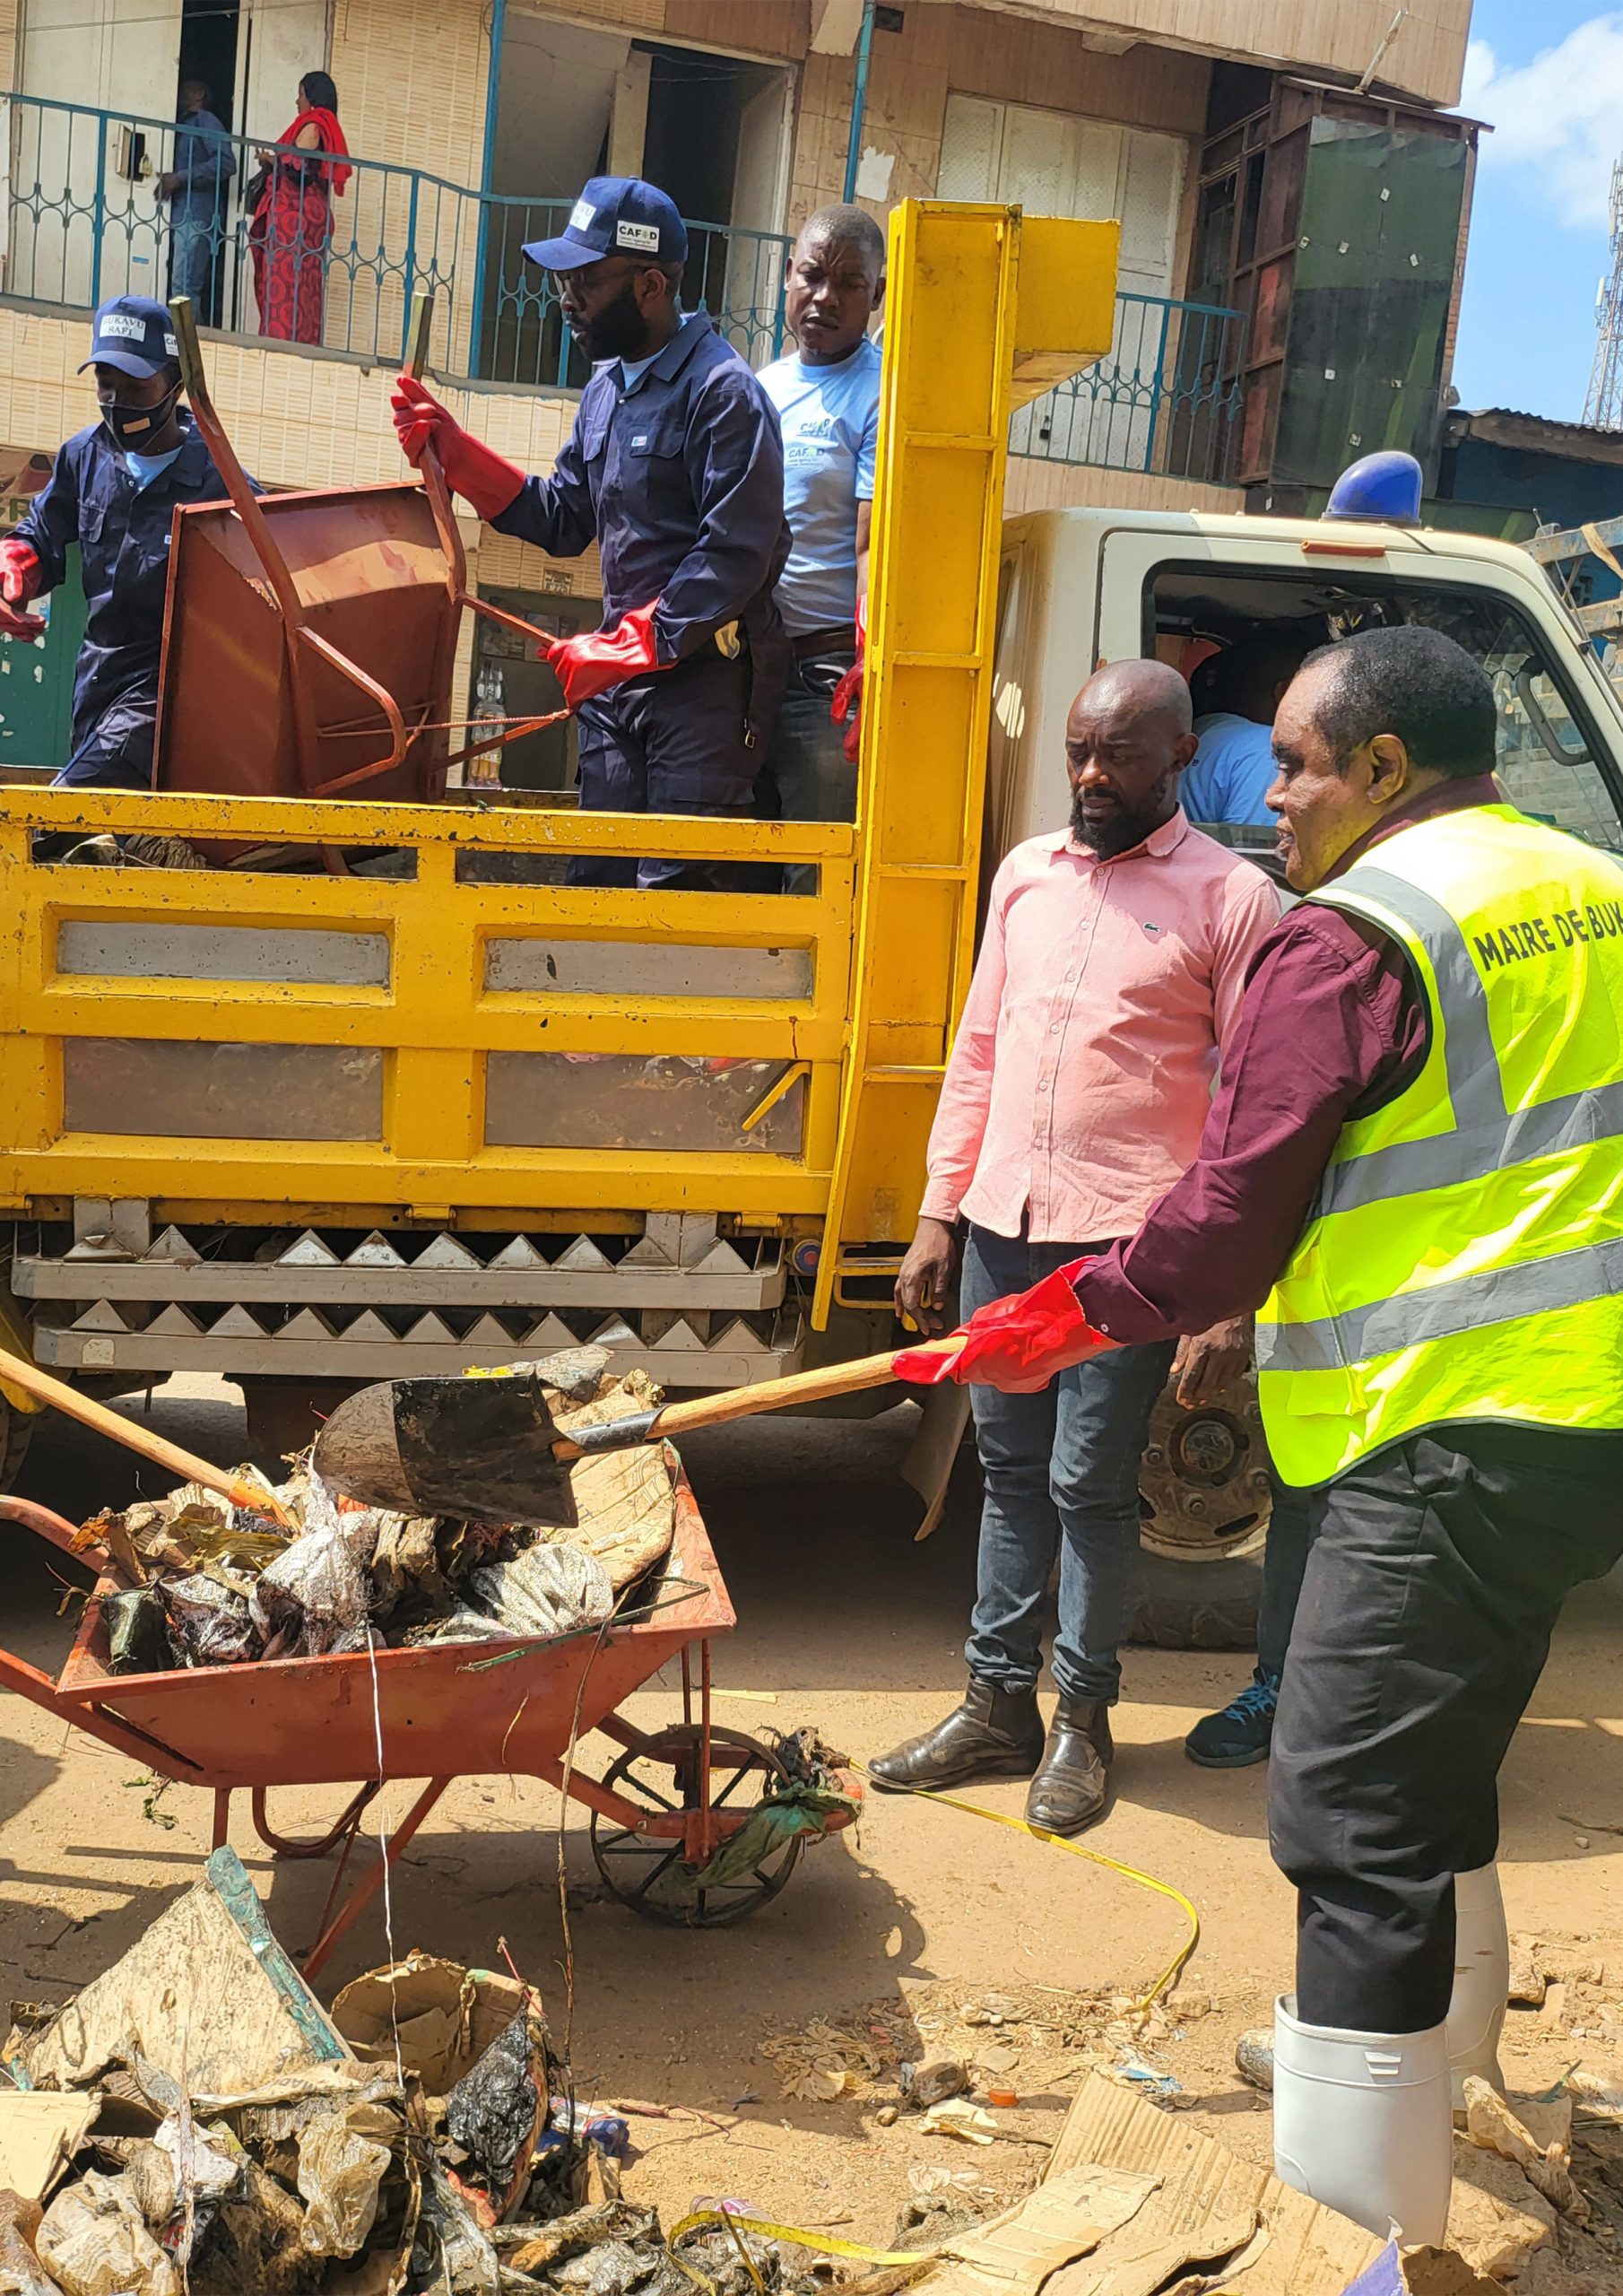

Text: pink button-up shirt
xmin=920 ymin=813 xmax=1281 ymax=1243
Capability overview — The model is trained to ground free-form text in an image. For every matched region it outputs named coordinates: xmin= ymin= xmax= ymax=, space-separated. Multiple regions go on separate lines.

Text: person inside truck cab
xmin=0 ymin=294 xmax=244 ymax=859
xmin=390 ymin=174 xmax=791 ymax=891
xmin=1180 ymin=631 xmax=1312 ymax=829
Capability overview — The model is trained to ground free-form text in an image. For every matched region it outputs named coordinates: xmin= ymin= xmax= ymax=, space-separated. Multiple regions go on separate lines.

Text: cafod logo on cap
xmin=100 ymin=313 xmax=145 ymax=341
xmin=616 ymin=219 xmax=661 ymax=254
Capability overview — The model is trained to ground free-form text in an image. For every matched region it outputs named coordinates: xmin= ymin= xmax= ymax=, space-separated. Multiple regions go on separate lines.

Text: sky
xmin=1453 ymin=4 xmax=1623 ymax=419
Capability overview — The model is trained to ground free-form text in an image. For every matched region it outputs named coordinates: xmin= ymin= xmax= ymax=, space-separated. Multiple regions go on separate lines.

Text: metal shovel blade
xmin=314 ymin=1366 xmax=582 ymax=1524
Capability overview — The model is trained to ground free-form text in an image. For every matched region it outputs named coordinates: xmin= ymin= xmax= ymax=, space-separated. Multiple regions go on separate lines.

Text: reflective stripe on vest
xmin=1256 ymin=804 xmax=1623 ymax=1484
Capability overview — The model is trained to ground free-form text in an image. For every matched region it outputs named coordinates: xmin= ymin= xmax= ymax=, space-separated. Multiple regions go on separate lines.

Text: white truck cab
xmin=991 ymin=507 xmax=1623 ymax=865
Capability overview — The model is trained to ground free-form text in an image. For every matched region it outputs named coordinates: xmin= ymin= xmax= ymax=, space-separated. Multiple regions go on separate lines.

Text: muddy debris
xmin=80 ymin=1352 xmax=676 ymax=1673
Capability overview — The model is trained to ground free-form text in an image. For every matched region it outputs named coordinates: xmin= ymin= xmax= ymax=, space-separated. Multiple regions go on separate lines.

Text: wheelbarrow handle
xmin=0 ymin=1345 xmax=292 ymax=1526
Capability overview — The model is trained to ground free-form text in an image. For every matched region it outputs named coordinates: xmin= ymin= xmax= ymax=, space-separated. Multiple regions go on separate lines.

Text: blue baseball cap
xmin=523 ymin=176 xmax=688 ymax=274
xmin=80 ymin=294 xmax=179 ymax=380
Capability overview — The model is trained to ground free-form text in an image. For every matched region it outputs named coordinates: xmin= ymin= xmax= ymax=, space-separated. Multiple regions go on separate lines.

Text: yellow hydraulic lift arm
xmin=812 ymin=202 xmax=1121 ymax=1329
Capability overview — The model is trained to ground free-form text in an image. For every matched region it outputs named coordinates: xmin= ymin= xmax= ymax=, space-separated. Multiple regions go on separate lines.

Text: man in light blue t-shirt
xmin=759 ymin=204 xmax=885 ymax=888
xmin=1180 ymin=631 xmax=1311 ymax=827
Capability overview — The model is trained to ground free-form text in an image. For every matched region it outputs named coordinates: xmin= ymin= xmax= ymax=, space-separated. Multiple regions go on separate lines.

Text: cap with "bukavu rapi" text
xmin=522 ymin=177 xmax=689 ymax=274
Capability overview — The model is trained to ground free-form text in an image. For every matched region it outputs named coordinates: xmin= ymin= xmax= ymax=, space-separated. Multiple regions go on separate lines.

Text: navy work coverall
xmin=490 ymin=314 xmax=791 ymax=890
xmin=14 ymin=412 xmax=238 ymax=791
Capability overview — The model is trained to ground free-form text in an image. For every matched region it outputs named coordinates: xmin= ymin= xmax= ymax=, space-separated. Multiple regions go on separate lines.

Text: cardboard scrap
xmin=20 ymin=1848 xmax=349 ymax=2095
xmin=933 ymin=2166 xmax=1160 ymax=2296
xmin=330 ymin=1952 xmax=525 ymax=2096
xmin=0 ymin=2093 xmax=101 ymax=2203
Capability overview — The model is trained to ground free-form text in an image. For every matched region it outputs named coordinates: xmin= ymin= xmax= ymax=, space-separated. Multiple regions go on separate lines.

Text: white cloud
xmin=1463 ymin=14 xmax=1623 ymax=229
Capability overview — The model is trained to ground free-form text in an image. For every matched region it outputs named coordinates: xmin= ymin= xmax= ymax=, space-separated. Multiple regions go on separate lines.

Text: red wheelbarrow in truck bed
xmin=0 ymin=1465 xmax=857 ymax=1977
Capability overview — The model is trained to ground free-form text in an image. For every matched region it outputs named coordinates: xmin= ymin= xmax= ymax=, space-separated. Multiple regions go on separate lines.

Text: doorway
xmin=481 ymin=15 xmax=791 ymax=386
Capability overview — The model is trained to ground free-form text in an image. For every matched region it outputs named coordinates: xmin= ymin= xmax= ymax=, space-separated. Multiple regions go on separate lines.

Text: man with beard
xmin=389 ymin=176 xmax=789 ymax=888
xmin=872 ymin=659 xmax=1280 ymax=1833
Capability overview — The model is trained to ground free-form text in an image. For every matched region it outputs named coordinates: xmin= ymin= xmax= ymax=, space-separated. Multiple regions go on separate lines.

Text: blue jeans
xmin=961 ymin=1223 xmax=1176 ymax=1706
xmin=760 ymin=647 xmax=856 ymax=895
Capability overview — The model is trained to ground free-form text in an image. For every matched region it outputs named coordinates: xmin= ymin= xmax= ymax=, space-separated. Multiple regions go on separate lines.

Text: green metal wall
xmin=1274 ymin=119 xmax=1468 ymax=492
xmin=0 ymin=550 xmax=88 ymax=774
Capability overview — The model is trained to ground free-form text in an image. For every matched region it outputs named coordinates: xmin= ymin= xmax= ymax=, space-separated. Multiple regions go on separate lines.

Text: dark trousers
xmin=570 ymin=647 xmax=776 ymax=891
xmin=1257 ymin=1475 xmax=1315 ymax=1681
xmin=1271 ymin=1421 xmax=1623 ymax=2034
xmin=54 ymin=691 xmax=157 ymax=792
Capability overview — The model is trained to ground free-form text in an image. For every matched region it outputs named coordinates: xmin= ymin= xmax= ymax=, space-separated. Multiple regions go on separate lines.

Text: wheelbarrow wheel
xmin=589 ymin=1724 xmax=801 ymax=1928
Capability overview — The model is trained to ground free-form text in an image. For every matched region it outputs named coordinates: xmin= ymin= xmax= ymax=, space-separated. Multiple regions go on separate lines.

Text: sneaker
xmin=1184 ymin=1667 xmax=1280 ymax=1768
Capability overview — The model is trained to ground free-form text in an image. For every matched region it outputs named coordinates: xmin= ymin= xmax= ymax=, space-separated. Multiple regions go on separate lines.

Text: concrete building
xmin=0 ymin=0 xmax=1478 ymax=778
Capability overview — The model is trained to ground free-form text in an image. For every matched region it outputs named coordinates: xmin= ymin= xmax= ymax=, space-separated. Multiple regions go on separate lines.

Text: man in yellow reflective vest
xmin=907 ymin=624 xmax=1623 ymax=2244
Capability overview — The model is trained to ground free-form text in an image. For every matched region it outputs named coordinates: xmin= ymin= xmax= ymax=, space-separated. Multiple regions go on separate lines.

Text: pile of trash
xmin=0 ymin=1853 xmax=830 ymax=2296
xmin=81 ymin=1352 xmax=679 ymax=1674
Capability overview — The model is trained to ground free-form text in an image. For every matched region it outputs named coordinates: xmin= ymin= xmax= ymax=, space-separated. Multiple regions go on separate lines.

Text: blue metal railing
xmin=2 ymin=91 xmax=1238 ymax=484
xmin=0 ymin=91 xmax=787 ymax=386
xmin=1008 ymin=291 xmax=1245 ymax=487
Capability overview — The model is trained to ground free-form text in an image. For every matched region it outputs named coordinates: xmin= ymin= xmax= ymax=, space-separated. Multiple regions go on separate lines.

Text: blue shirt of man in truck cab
xmin=1180 ymin=632 xmax=1311 ymax=828
xmin=10 ymin=295 xmax=247 ymax=791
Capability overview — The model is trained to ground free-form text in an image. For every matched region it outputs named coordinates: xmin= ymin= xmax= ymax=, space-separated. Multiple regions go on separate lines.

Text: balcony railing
xmin=0 ymin=92 xmax=787 ymax=386
xmin=1 ymin=92 xmax=1240 ymax=485
xmin=1008 ymin=292 xmax=1245 ymax=487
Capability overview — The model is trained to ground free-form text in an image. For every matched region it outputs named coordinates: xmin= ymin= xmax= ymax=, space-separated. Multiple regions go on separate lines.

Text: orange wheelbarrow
xmin=0 ymin=1470 xmax=858 ymax=1979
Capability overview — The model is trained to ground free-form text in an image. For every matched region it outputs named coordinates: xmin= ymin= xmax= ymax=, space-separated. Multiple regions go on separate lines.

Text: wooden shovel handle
xmin=645 ymin=1335 xmax=964 ymax=1442
xmin=0 ymin=1345 xmax=292 ymax=1526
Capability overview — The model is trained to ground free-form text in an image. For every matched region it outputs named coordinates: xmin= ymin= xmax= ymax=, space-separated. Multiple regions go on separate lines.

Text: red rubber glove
xmin=390 ymin=374 xmax=525 ymax=523
xmin=894 ymin=1258 xmax=1116 ymax=1395
xmin=830 ymin=593 xmax=866 ymax=764
xmin=0 ymin=538 xmax=45 ymax=641
xmin=545 ymin=602 xmax=669 ymax=711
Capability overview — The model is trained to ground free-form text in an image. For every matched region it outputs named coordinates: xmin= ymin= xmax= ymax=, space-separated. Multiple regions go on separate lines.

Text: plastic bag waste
xmin=160 ymin=1573 xmax=257 ymax=1667
xmin=249 ymin=1480 xmax=375 ymax=1659
xmin=35 ymin=2170 xmax=182 ymax=2296
xmin=0 ymin=2191 xmax=52 ymax=2296
xmin=296 ymin=2103 xmax=395 ymax=2257
xmin=102 ymin=1585 xmax=169 ymax=1674
xmin=446 ymin=2010 xmax=548 ymax=2215
xmin=415 ymin=2161 xmax=499 ymax=2295
xmin=468 ymin=1542 xmax=613 ymax=1639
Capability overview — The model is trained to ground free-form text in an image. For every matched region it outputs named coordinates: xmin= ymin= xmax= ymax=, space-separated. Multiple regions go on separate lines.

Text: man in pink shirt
xmin=872 ymin=659 xmax=1280 ymax=1834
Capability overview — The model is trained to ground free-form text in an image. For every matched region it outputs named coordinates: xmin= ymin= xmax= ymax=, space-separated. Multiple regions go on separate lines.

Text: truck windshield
xmin=1147 ymin=565 xmax=1623 ymax=854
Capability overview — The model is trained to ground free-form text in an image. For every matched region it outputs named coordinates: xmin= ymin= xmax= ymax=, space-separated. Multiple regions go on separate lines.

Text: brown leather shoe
xmin=1025 ymin=1697 xmax=1113 ymax=1834
xmin=868 ymin=1676 xmax=1045 ymax=1793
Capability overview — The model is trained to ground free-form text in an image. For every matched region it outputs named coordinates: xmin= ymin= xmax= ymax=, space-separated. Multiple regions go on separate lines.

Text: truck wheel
xmin=0 ymin=1396 xmax=34 ymax=1494
xmin=1131 ymin=1372 xmax=1271 ymax=1652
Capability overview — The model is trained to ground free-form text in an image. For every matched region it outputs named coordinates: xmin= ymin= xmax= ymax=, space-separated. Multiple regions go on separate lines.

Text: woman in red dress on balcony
xmin=249 ymin=72 xmax=352 ymax=344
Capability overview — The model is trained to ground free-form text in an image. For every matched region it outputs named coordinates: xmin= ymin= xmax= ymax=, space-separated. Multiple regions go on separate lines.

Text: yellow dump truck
xmin=6 ymin=200 xmax=1623 ymax=1648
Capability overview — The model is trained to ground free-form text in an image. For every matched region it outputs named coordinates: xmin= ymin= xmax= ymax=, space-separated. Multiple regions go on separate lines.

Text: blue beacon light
xmin=1324 ymin=451 xmax=1425 ymax=526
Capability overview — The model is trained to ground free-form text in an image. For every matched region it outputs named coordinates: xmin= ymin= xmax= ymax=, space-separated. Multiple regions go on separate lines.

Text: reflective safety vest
xmin=1255 ymin=802 xmax=1623 ymax=1486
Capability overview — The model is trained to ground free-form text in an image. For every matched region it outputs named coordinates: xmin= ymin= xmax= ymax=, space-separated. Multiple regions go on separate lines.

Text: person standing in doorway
xmin=249 ymin=71 xmax=351 ymax=344
xmin=758 ymin=204 xmax=885 ymax=890
xmin=871 ymin=660 xmax=1280 ymax=1833
xmin=161 ymin=77 xmax=234 ymax=327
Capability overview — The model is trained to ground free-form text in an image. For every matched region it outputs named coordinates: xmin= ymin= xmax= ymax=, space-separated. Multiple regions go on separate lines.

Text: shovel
xmin=0 ymin=1345 xmax=296 ymax=1526
xmin=311 ymin=1336 xmax=963 ymax=1522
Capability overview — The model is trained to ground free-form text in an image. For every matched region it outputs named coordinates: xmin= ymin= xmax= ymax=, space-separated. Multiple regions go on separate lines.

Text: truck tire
xmin=1130 ymin=1370 xmax=1271 ymax=1652
xmin=0 ymin=1396 xmax=34 ymax=1494
xmin=1133 ymin=1545 xmax=1263 ymax=1651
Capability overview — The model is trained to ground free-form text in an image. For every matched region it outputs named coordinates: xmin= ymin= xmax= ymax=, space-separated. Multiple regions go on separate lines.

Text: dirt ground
xmin=4 ymin=1377 xmax=1623 ymax=2282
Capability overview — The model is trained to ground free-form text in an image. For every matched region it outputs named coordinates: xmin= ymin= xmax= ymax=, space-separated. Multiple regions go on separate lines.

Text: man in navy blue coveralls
xmin=392 ymin=176 xmax=790 ymax=889
xmin=0 ymin=295 xmax=239 ymax=801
